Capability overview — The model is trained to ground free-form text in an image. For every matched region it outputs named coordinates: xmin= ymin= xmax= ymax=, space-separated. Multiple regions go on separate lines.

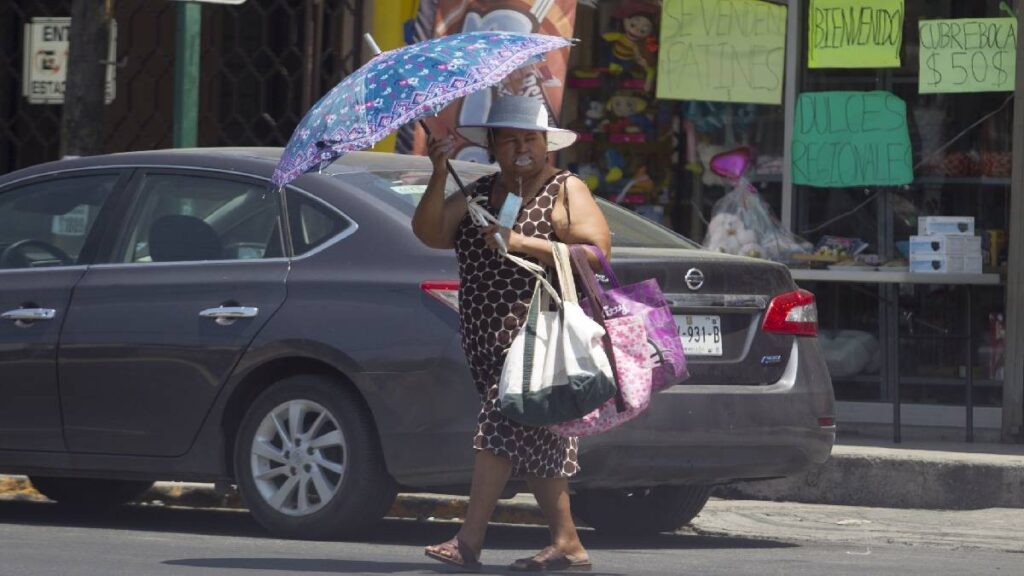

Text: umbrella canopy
xmin=272 ymin=31 xmax=573 ymax=188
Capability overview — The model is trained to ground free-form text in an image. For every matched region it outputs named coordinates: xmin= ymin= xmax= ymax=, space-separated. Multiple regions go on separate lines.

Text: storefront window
xmin=562 ymin=0 xmax=1014 ymax=415
xmin=562 ymin=1 xmax=788 ymax=242
xmin=793 ymin=0 xmax=1013 ymax=407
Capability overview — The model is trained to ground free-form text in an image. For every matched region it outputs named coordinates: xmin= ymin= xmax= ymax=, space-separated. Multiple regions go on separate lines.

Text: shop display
xmin=791 ymin=235 xmax=869 ymax=265
xmin=564 ymin=0 xmax=675 ymax=223
xmin=907 ymin=228 xmax=984 ymax=274
xmin=561 ymin=0 xmax=1015 ymax=414
xmin=601 ymin=1 xmax=659 ymax=91
xmin=702 ymin=147 xmax=811 ymax=262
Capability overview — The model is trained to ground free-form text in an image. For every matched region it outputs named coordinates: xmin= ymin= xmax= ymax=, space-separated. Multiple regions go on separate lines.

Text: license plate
xmin=674 ymin=315 xmax=723 ymax=356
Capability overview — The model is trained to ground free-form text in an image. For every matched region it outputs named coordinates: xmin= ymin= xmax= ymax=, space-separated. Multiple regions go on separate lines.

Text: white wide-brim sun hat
xmin=456 ymin=95 xmax=578 ymax=152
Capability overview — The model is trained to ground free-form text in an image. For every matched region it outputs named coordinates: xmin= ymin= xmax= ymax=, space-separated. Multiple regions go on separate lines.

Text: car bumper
xmin=574 ymin=338 xmax=836 ymax=488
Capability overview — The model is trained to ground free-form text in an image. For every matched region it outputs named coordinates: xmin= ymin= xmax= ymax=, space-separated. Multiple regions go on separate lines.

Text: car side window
xmin=0 ymin=174 xmax=118 ymax=270
xmin=287 ymin=190 xmax=351 ymax=256
xmin=119 ymin=174 xmax=282 ymax=264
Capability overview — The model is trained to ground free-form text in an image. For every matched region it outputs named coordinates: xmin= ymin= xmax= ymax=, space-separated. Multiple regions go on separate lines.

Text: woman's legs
xmin=527 ymin=476 xmax=587 ymax=557
xmin=426 ymin=449 xmax=512 ymax=561
xmin=458 ymin=449 xmax=513 ymax=551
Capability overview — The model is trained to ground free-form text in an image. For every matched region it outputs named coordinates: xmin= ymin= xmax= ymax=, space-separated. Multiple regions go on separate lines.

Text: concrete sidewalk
xmin=718 ymin=439 xmax=1024 ymax=510
xmin=2 ymin=439 xmax=1022 ymax=522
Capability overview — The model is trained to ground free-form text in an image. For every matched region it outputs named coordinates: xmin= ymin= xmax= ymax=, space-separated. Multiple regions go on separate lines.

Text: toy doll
xmin=605 ymin=92 xmax=654 ymax=141
xmin=602 ymin=1 xmax=659 ymax=91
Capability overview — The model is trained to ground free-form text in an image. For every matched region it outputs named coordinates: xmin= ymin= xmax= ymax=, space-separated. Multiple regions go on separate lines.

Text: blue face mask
xmin=496 ymin=189 xmax=523 ymax=229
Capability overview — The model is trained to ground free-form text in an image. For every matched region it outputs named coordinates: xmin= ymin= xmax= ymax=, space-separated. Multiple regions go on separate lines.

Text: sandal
xmin=424 ymin=537 xmax=482 ymax=572
xmin=508 ymin=546 xmax=592 ymax=572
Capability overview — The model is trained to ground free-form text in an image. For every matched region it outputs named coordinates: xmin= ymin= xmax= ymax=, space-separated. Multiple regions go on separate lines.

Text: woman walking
xmin=412 ymin=96 xmax=611 ymax=572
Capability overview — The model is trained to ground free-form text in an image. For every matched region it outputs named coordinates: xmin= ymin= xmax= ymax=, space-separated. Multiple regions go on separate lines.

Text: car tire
xmin=233 ymin=374 xmax=397 ymax=540
xmin=28 ymin=477 xmax=154 ymax=511
xmin=571 ymin=485 xmax=712 ymax=536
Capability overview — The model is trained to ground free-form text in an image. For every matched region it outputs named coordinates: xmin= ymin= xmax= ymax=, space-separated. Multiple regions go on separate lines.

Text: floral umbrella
xmin=272 ymin=31 xmax=573 ymax=189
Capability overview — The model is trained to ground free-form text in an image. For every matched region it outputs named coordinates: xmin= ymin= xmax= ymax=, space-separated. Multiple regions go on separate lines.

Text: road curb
xmin=0 ymin=476 xmax=547 ymax=525
xmin=717 ymin=445 xmax=1024 ymax=509
xmin=3 ymin=444 xmax=1022 ymax=516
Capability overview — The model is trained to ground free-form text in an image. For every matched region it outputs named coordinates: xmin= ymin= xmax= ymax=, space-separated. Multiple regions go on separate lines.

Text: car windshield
xmin=330 ymin=166 xmax=696 ymax=249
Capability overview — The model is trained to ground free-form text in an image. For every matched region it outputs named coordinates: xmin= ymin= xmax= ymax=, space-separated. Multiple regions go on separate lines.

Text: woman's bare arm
xmin=411 ymin=136 xmax=468 ymax=249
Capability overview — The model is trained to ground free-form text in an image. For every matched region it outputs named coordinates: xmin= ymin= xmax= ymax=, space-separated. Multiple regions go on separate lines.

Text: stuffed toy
xmin=581 ymin=98 xmax=607 ymax=132
xmin=573 ymin=162 xmax=603 ymax=191
xmin=605 ymin=92 xmax=655 ymax=139
xmin=602 ymin=1 xmax=659 ymax=91
xmin=604 ymin=148 xmax=627 ymax=185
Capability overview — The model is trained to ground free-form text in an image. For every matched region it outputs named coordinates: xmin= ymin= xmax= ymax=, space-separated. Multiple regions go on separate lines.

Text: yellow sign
xmin=919 ymin=18 xmax=1017 ymax=93
xmin=657 ymin=0 xmax=787 ymax=105
xmin=808 ymin=0 xmax=904 ymax=68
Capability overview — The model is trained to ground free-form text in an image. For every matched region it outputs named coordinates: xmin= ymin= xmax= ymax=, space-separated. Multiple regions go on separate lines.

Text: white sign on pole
xmin=22 ymin=17 xmax=118 ymax=105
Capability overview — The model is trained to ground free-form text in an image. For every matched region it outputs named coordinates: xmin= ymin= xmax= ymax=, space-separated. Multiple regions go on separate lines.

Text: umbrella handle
xmin=416 ymin=119 xmax=502 ymax=251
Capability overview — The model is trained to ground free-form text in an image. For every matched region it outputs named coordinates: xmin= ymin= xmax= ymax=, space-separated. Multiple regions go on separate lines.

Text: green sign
xmin=792 ymin=91 xmax=913 ymax=187
xmin=657 ymin=0 xmax=787 ymax=105
xmin=919 ymin=18 xmax=1017 ymax=93
xmin=808 ymin=0 xmax=904 ymax=68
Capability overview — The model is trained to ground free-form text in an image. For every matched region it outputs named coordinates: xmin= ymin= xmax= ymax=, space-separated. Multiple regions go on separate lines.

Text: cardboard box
xmin=909 ymin=254 xmax=983 ymax=274
xmin=918 ymin=216 xmax=975 ymax=236
xmin=909 ymin=235 xmax=982 ymax=257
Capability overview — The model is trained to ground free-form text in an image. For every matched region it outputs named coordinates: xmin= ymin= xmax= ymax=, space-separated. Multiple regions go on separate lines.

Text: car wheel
xmin=28 ymin=477 xmax=154 ymax=510
xmin=571 ymin=485 xmax=711 ymax=536
xmin=233 ymin=374 xmax=397 ymax=540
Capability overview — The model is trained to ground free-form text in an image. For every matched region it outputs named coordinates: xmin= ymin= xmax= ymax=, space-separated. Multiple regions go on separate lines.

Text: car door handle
xmin=199 ymin=306 xmax=259 ymax=324
xmin=2 ymin=308 xmax=57 ymax=323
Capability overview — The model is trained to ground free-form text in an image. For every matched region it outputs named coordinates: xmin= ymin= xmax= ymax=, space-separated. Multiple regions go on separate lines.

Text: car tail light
xmin=762 ymin=289 xmax=818 ymax=336
xmin=818 ymin=416 xmax=836 ymax=427
xmin=421 ymin=280 xmax=459 ymax=312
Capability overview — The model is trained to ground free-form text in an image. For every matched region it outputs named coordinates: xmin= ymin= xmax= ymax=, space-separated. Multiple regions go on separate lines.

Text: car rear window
xmin=332 ymin=169 xmax=696 ymax=249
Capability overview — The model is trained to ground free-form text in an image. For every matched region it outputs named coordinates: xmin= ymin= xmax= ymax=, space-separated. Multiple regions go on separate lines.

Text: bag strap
xmin=569 ymin=245 xmax=627 ymax=413
xmin=507 ymin=252 xmax=561 ymax=307
xmin=520 ymin=278 xmax=544 ymax=388
xmin=550 ymin=242 xmax=579 ymax=305
xmin=569 ymin=245 xmax=608 ymax=319
xmin=582 ymin=245 xmax=620 ymax=288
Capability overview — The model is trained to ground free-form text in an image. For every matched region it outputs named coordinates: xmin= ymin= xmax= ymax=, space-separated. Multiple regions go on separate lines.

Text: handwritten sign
xmin=919 ymin=18 xmax=1017 ymax=93
xmin=808 ymin=0 xmax=903 ymax=68
xmin=657 ymin=0 xmax=787 ymax=105
xmin=792 ymin=91 xmax=913 ymax=187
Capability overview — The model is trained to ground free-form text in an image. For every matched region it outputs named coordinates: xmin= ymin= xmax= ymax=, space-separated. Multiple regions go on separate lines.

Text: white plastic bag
xmin=703 ymin=179 xmax=811 ymax=263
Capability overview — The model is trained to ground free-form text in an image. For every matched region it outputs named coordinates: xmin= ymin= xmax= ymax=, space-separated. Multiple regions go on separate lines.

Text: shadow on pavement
xmin=164 ymin=557 xmax=625 ymax=575
xmin=0 ymin=498 xmax=797 ymax=553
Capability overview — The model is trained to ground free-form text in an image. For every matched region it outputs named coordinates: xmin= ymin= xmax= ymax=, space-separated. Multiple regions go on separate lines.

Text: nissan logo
xmin=684 ymin=268 xmax=705 ymax=291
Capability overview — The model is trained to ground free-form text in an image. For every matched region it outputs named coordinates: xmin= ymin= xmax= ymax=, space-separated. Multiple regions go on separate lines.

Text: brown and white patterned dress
xmin=455 ymin=170 xmax=579 ymax=478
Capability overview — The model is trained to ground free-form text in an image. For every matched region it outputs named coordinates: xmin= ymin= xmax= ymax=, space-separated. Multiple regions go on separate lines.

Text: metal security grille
xmin=203 ymin=0 xmax=363 ymax=147
xmin=0 ymin=0 xmax=364 ymax=175
xmin=0 ymin=0 xmax=69 ymax=173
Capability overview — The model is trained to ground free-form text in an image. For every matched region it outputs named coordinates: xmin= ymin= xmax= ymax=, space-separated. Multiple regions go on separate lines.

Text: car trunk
xmin=608 ymin=247 xmax=800 ymax=386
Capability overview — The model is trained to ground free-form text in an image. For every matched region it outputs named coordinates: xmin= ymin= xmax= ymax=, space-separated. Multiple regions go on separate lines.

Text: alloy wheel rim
xmin=250 ymin=399 xmax=347 ymax=516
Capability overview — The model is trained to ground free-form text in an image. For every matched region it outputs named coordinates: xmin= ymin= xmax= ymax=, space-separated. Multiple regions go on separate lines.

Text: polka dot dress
xmin=455 ymin=170 xmax=579 ymax=478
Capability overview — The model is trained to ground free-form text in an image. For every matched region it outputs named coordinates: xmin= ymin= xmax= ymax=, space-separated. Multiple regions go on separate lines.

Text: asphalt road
xmin=0 ymin=500 xmax=1020 ymax=576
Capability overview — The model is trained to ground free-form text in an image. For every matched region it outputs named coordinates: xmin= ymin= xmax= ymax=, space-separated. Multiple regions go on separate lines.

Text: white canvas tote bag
xmin=497 ymin=243 xmax=617 ymax=426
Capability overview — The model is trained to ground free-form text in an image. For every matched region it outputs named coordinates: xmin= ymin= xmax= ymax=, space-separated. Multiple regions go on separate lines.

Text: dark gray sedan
xmin=0 ymin=148 xmax=834 ymax=539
